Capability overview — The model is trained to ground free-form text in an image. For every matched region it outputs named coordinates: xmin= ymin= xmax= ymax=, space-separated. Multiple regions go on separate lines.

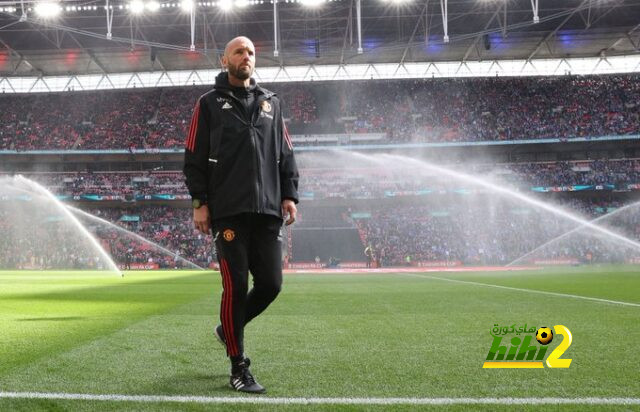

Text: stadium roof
xmin=0 ymin=0 xmax=639 ymax=76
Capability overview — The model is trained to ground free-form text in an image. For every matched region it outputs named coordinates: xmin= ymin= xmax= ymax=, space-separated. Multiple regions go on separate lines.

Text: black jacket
xmin=183 ymin=72 xmax=299 ymax=220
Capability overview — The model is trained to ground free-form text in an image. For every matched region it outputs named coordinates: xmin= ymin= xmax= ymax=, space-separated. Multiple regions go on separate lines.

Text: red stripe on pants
xmin=220 ymin=259 xmax=230 ymax=355
xmin=221 ymin=259 xmax=239 ymax=356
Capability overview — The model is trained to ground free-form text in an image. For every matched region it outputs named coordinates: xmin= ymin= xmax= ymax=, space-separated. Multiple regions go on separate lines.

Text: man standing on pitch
xmin=183 ymin=36 xmax=299 ymax=394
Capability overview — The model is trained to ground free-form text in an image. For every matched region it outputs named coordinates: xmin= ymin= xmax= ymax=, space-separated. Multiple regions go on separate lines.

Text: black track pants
xmin=213 ymin=213 xmax=283 ymax=358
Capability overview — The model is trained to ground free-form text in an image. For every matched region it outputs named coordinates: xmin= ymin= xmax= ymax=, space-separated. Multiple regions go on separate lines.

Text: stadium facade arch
xmin=1 ymin=55 xmax=640 ymax=93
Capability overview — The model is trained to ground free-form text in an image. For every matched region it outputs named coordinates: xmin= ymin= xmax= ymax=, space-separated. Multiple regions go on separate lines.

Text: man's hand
xmin=282 ymin=199 xmax=297 ymax=226
xmin=193 ymin=206 xmax=211 ymax=234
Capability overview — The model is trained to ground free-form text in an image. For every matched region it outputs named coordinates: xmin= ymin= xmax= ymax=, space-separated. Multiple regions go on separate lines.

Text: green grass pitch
xmin=0 ymin=267 xmax=639 ymax=411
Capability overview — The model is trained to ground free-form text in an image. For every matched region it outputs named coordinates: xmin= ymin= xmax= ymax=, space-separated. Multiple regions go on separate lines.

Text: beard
xmin=227 ymin=62 xmax=252 ymax=80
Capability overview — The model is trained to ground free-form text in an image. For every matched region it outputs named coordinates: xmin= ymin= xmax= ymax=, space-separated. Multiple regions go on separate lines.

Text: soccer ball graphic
xmin=536 ymin=327 xmax=553 ymax=345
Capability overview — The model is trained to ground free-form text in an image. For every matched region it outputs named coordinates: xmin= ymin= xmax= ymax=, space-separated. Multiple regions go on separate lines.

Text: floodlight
xmin=180 ymin=0 xmax=194 ymax=11
xmin=129 ymin=0 xmax=145 ymax=13
xmin=235 ymin=0 xmax=249 ymax=7
xmin=34 ymin=2 xmax=61 ymax=18
xmin=300 ymin=0 xmax=324 ymax=6
xmin=146 ymin=1 xmax=160 ymax=11
xmin=218 ymin=0 xmax=233 ymax=11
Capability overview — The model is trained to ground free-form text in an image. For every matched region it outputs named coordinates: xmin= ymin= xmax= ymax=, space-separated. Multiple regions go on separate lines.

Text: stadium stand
xmin=351 ymin=198 xmax=636 ymax=267
xmin=3 ymin=154 xmax=640 ymax=269
xmin=3 ymin=196 xmax=636 ymax=269
xmin=3 ymin=158 xmax=640 ymax=199
xmin=2 ymin=72 xmax=640 ymax=270
xmin=1 ymin=74 xmax=639 ymax=151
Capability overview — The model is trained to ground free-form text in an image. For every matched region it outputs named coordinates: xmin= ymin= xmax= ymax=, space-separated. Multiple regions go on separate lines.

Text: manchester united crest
xmin=261 ymin=101 xmax=272 ymax=113
xmin=223 ymin=229 xmax=235 ymax=242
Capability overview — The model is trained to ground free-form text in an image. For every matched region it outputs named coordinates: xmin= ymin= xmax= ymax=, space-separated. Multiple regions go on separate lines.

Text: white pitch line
xmin=0 ymin=392 xmax=639 ymax=405
xmin=400 ymin=273 xmax=640 ymax=308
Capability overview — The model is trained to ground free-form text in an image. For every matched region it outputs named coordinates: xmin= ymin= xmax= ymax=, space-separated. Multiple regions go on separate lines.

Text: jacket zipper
xmin=251 ymin=128 xmax=262 ymax=213
xmin=219 ymin=89 xmax=265 ymax=213
xmin=253 ymin=96 xmax=270 ymax=213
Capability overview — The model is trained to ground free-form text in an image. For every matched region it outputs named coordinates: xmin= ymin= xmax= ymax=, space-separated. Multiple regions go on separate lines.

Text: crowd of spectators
xmin=352 ymin=197 xmax=640 ymax=266
xmin=0 ymin=204 xmax=213 ymax=270
xmin=1 ymin=74 xmax=639 ymax=151
xmin=89 ymin=206 xmax=214 ymax=269
xmin=2 ymin=194 xmax=639 ymax=270
xmin=0 ymin=171 xmax=186 ymax=197
xmin=0 ymin=204 xmax=114 ymax=270
xmin=503 ymin=159 xmax=640 ymax=187
xmin=5 ymin=158 xmax=639 ymax=199
xmin=4 ymin=152 xmax=640 ymax=269
xmin=0 ymin=89 xmax=160 ymax=151
xmin=337 ymin=75 xmax=640 ymax=142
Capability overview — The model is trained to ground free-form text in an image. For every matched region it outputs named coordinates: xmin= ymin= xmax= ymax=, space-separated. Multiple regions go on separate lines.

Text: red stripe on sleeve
xmin=185 ymin=101 xmax=200 ymax=152
xmin=283 ymin=122 xmax=293 ymax=151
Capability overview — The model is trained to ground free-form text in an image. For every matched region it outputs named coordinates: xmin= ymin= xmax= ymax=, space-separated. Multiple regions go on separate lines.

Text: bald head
xmin=222 ymin=36 xmax=256 ymax=87
xmin=224 ymin=36 xmax=254 ymax=57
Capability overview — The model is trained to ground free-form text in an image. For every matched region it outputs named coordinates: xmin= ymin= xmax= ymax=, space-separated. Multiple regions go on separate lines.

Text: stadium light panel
xmin=129 ymin=0 xmax=145 ymax=14
xmin=218 ymin=0 xmax=233 ymax=11
xmin=299 ymin=0 xmax=325 ymax=6
xmin=235 ymin=0 xmax=249 ymax=7
xmin=146 ymin=1 xmax=160 ymax=11
xmin=34 ymin=2 xmax=61 ymax=18
xmin=180 ymin=0 xmax=194 ymax=11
